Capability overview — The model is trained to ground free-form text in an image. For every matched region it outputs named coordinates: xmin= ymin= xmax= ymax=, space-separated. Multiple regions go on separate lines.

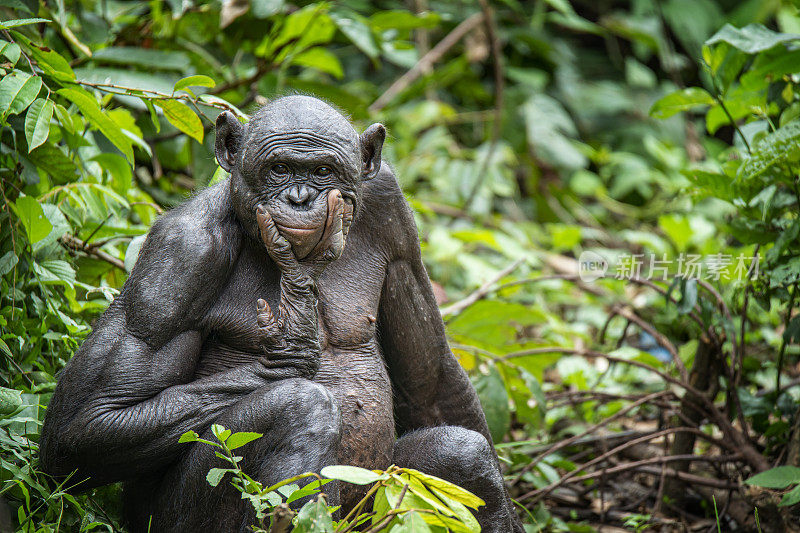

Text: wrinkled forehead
xmin=243 ymin=113 xmax=361 ymax=171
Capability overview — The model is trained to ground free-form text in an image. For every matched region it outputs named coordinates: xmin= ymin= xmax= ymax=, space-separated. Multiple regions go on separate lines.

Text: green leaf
xmin=226 ymin=432 xmax=263 ymax=450
xmin=57 ymin=86 xmax=134 ymax=162
xmin=11 ymin=31 xmax=75 ymax=82
xmin=90 ymin=153 xmax=133 ymax=195
xmin=0 ymin=18 xmax=49 ymax=30
xmin=24 ymin=98 xmax=54 ymax=152
xmin=0 ymin=386 xmax=23 ymax=416
xmin=746 ymin=466 xmax=800 ymax=489
xmin=291 ymin=47 xmax=344 ymax=78
xmin=331 ymin=12 xmax=378 ymax=59
xmin=473 ymin=364 xmax=510 ymax=442
xmin=739 ymin=120 xmax=800 ymax=180
xmin=33 ymin=259 xmax=76 ymax=287
xmin=404 ymin=469 xmax=485 ymax=509
xmin=0 ymin=39 xmax=20 ymax=64
xmin=25 ymin=140 xmax=79 ymax=183
xmin=780 ymin=484 xmax=800 ymax=507
xmin=174 ymin=75 xmax=216 ymax=93
xmin=93 ymin=47 xmax=190 ymax=71
xmin=206 ymin=468 xmax=230 ymax=487
xmin=154 ymin=99 xmax=203 ymax=143
xmin=0 ymin=69 xmax=41 ymax=118
xmin=369 ymin=10 xmax=439 ymax=32
xmin=320 ymin=465 xmax=381 ymax=485
xmin=649 ymin=87 xmax=715 ymax=119
xmin=0 ymin=250 xmax=19 ymax=276
xmin=178 ymin=430 xmax=199 ymax=443
xmin=253 ymin=0 xmax=285 ymax=18
xmin=294 ymin=497 xmax=334 ymax=532
xmin=706 ymin=23 xmax=800 ymax=54
xmin=12 ymin=195 xmax=52 ymax=245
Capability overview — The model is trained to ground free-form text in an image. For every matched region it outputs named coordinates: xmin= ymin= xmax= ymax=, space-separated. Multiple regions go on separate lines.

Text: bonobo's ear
xmin=215 ymin=111 xmax=244 ymax=172
xmin=360 ymin=123 xmax=386 ymax=180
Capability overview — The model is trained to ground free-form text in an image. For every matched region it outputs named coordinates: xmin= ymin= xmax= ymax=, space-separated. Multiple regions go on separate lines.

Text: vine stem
xmin=776 ymin=283 xmax=798 ymax=394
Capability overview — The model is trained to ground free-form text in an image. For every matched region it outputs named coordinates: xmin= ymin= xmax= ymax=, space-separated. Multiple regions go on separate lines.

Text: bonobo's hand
xmin=256 ymin=189 xmax=349 ymax=283
xmin=252 ymin=190 xmax=350 ymax=378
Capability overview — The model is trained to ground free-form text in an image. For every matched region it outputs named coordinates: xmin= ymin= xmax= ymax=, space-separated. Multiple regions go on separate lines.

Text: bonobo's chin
xmin=266 ymin=189 xmax=353 ymax=260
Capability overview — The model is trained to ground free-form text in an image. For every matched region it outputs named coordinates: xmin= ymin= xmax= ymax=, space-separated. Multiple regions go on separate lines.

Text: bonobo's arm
xmin=40 ymin=196 xmax=319 ymax=487
xmin=372 ymin=169 xmax=492 ymax=443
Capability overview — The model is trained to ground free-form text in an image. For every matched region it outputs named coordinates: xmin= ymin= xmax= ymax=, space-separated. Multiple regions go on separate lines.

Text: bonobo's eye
xmin=271 ymin=163 xmax=289 ymax=176
xmin=315 ymin=166 xmax=332 ymax=177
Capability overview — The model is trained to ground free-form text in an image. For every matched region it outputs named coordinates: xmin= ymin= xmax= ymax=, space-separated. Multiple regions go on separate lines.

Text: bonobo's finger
xmin=256 ymin=205 xmax=298 ymax=270
xmin=309 ymin=190 xmax=345 ymax=263
xmin=256 ymin=298 xmax=276 ymax=328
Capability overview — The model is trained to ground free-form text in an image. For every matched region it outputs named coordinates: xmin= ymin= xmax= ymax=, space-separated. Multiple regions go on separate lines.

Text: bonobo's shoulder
xmin=123 ymin=182 xmax=241 ymax=343
xmin=360 ymin=162 xmax=420 ymax=260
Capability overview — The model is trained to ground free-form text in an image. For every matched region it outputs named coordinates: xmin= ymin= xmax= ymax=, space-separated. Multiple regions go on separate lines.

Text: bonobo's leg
xmin=125 ymin=378 xmax=341 ymax=533
xmin=393 ymin=426 xmax=519 ymax=533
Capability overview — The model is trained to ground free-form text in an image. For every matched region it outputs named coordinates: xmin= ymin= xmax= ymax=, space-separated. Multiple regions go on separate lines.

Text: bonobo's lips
xmin=266 ymin=189 xmax=353 ymax=260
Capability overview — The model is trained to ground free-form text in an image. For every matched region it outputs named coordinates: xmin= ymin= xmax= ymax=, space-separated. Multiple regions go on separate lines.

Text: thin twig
xmin=60 ymin=234 xmax=125 ymax=270
xmin=440 ymin=257 xmax=525 ymax=316
xmin=369 ymin=12 xmax=485 ymax=113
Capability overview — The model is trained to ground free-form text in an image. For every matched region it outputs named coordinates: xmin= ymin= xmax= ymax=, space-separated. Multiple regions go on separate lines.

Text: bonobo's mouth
xmin=265 ymin=189 xmax=354 ymax=259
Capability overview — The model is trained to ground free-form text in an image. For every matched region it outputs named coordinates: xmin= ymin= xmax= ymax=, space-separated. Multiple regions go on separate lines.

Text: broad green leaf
xmin=206 ymin=468 xmax=230 ymax=487
xmin=292 ymin=47 xmax=343 ymax=78
xmin=649 ymin=87 xmax=715 ymax=119
xmin=404 ymin=469 xmax=485 ymax=509
xmin=253 ymin=0 xmax=285 ymax=18
xmin=746 ymin=466 xmax=800 ymax=489
xmin=0 ymin=250 xmax=19 ymax=276
xmin=25 ymin=141 xmax=80 ymax=183
xmin=90 ymin=153 xmax=132 ymax=195
xmin=0 ymin=386 xmax=23 ymax=415
xmin=11 ymin=31 xmax=75 ymax=81
xmin=331 ymin=12 xmax=378 ymax=59
xmin=226 ymin=432 xmax=263 ymax=450
xmin=320 ymin=465 xmax=381 ymax=485
xmin=12 ymin=195 xmax=52 ymax=245
xmin=740 ymin=121 xmax=800 ymax=181
xmin=178 ymin=430 xmax=199 ymax=443
xmin=0 ymin=69 xmax=41 ymax=118
xmin=369 ymin=10 xmax=439 ymax=31
xmin=93 ymin=46 xmax=190 ymax=71
xmin=174 ymin=75 xmax=215 ymax=93
xmin=781 ymin=484 xmax=800 ymax=507
xmin=211 ymin=424 xmax=230 ymax=441
xmin=58 ymin=86 xmax=134 ymax=162
xmin=33 ymin=260 xmax=76 ymax=287
xmin=154 ymin=99 xmax=203 ymax=143
xmin=294 ymin=497 xmax=334 ymax=532
xmin=706 ymin=23 xmax=800 ymax=54
xmin=0 ymin=17 xmax=49 ymax=30
xmin=24 ymin=98 xmax=54 ymax=152
xmin=257 ymin=4 xmax=335 ymax=60
xmin=473 ymin=364 xmax=510 ymax=442
xmin=0 ymin=39 xmax=20 ymax=64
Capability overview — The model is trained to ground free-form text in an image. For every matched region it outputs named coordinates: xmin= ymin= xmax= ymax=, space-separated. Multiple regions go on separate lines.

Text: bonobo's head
xmin=215 ymin=95 xmax=386 ymax=259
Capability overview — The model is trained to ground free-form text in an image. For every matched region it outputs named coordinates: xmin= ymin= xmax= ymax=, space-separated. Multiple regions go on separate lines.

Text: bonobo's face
xmin=215 ymin=96 xmax=385 ymax=259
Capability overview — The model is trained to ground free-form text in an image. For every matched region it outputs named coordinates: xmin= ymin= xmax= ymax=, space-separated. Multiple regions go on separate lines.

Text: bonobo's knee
xmin=395 ymin=427 xmax=503 ymax=503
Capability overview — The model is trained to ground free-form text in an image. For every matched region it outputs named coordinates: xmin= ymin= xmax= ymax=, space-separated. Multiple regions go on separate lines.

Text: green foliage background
xmin=2 ymin=0 xmax=800 ymax=531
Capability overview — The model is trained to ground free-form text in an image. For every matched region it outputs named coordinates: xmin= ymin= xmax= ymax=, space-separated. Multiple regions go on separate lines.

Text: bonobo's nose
xmin=284 ymin=184 xmax=318 ymax=207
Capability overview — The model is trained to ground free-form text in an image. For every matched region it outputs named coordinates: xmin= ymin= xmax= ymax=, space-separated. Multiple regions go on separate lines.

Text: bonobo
xmin=40 ymin=95 xmax=524 ymax=532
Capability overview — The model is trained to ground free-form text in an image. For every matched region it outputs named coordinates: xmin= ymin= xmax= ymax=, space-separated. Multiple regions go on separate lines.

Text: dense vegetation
xmin=2 ymin=0 xmax=800 ymax=530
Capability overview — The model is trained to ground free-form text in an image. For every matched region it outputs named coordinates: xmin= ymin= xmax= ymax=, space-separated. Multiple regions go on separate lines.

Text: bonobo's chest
xmin=196 ymin=234 xmax=386 ymax=363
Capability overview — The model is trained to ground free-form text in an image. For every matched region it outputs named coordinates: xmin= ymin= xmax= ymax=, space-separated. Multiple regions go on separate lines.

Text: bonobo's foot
xmin=393 ymin=427 xmax=524 ymax=533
